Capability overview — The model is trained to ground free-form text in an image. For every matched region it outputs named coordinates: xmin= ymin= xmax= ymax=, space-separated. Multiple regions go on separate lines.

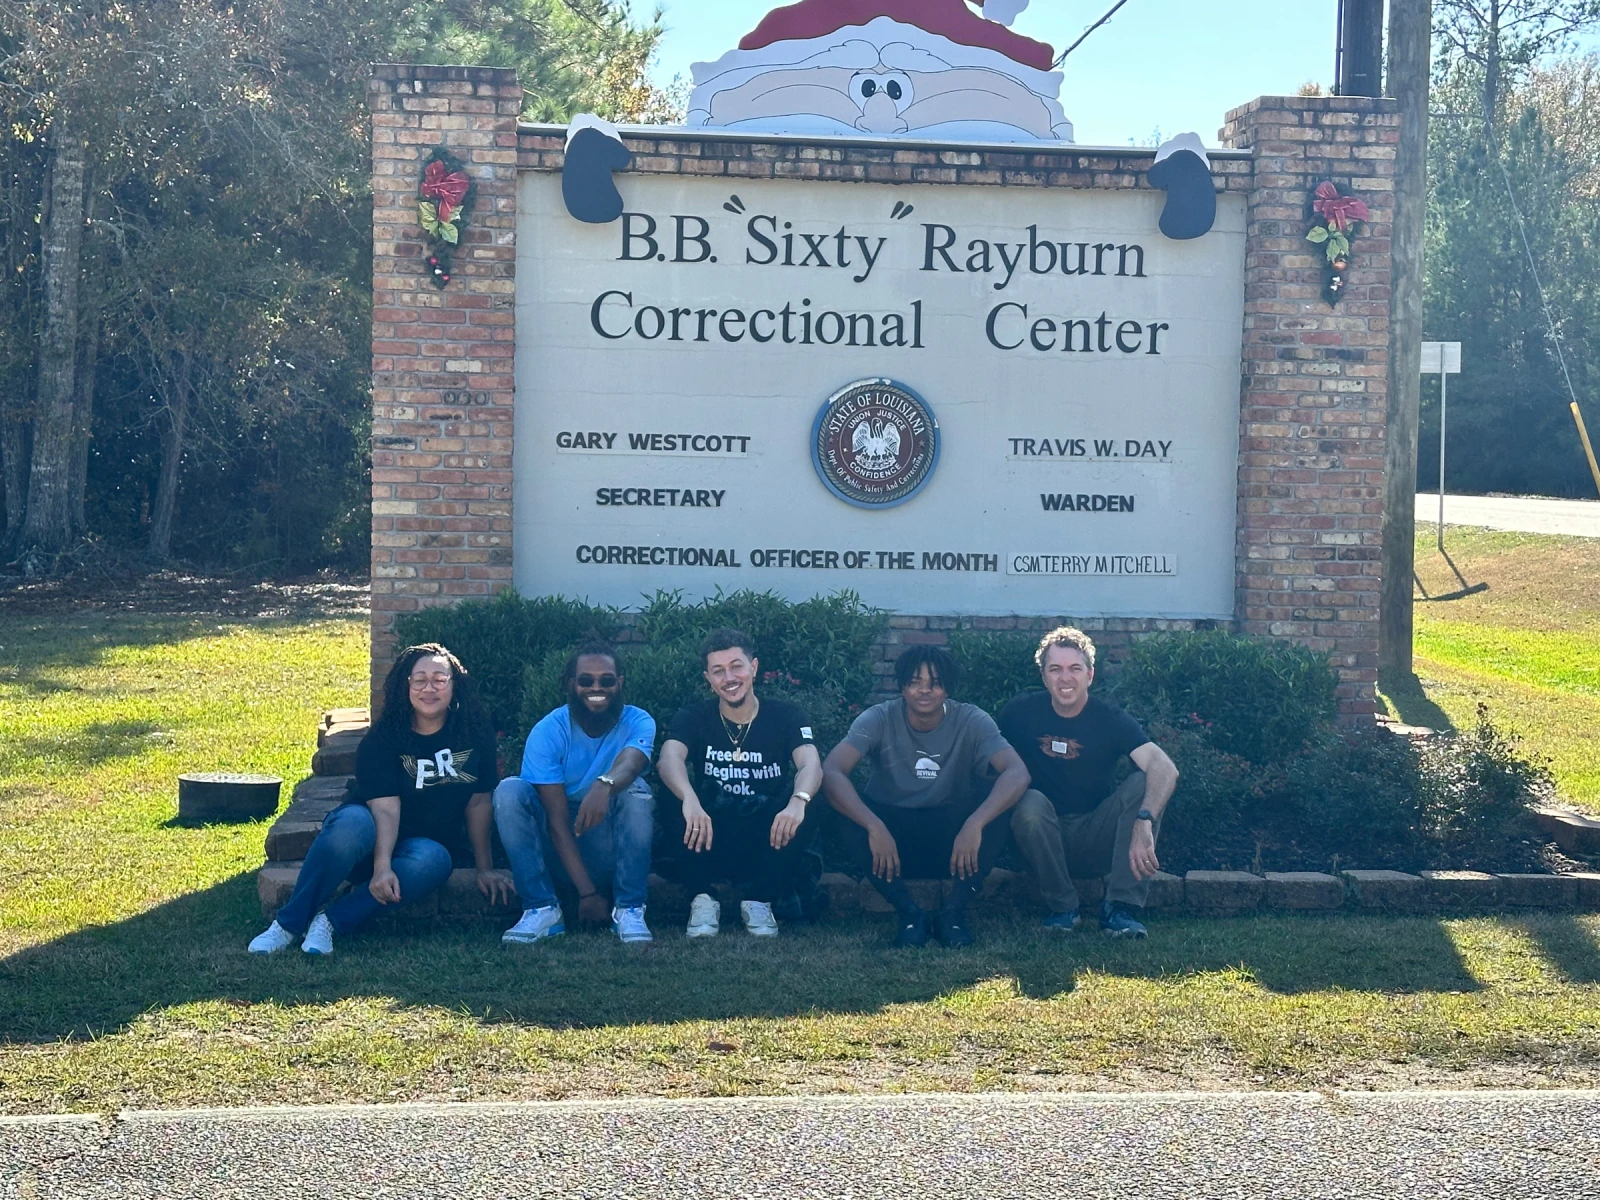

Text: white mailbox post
xmin=1421 ymin=340 xmax=1463 ymax=549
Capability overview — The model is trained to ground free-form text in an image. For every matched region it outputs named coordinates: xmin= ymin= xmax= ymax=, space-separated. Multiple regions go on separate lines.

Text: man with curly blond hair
xmin=999 ymin=626 xmax=1178 ymax=939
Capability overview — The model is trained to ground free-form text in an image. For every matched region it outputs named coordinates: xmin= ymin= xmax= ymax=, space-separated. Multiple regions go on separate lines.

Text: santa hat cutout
xmin=740 ymin=0 xmax=1053 ymax=72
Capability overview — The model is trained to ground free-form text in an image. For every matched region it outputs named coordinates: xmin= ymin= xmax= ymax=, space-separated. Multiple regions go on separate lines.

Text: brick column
xmin=367 ymin=65 xmax=520 ymax=706
xmin=1221 ymin=95 xmax=1399 ymax=720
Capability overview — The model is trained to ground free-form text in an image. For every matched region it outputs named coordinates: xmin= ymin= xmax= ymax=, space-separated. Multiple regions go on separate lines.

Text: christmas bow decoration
xmin=417 ymin=148 xmax=475 ymax=289
xmin=1312 ymin=180 xmax=1369 ymax=232
xmin=421 ymin=159 xmax=471 ymax=224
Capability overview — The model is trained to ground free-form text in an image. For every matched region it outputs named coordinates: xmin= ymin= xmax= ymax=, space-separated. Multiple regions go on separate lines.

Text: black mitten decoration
xmin=1148 ymin=135 xmax=1216 ymax=241
xmin=562 ymin=124 xmax=632 ymax=224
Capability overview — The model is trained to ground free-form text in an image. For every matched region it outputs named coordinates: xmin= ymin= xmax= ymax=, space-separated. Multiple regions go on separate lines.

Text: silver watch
xmin=597 ymin=773 xmax=617 ymax=789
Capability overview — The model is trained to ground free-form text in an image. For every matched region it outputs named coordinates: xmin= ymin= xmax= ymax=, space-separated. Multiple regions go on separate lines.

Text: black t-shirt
xmin=346 ymin=717 xmax=501 ymax=848
xmin=666 ymin=697 xmax=815 ymax=814
xmin=997 ymin=691 xmax=1149 ymax=815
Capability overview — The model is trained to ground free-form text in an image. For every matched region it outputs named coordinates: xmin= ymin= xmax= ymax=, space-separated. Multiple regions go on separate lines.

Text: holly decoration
xmin=1305 ymin=181 xmax=1370 ymax=306
xmin=418 ymin=148 xmax=475 ymax=289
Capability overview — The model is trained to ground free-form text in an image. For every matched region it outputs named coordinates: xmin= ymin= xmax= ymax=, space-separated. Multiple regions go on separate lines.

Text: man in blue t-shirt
xmin=493 ymin=641 xmax=657 ymax=944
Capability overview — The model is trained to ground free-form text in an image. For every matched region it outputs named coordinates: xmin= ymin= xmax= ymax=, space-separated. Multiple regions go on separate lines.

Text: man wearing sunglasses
xmin=492 ymin=640 xmax=658 ymax=943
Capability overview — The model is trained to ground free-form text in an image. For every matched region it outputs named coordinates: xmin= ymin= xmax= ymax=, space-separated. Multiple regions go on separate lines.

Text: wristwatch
xmin=1135 ymin=808 xmax=1156 ymax=823
xmin=792 ymin=790 xmax=813 ymax=804
xmin=597 ymin=773 xmax=617 ymax=790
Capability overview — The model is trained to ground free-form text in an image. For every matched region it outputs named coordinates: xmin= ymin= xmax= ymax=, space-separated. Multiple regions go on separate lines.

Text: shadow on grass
xmin=1522 ymin=916 xmax=1600 ymax=985
xmin=15 ymin=720 xmax=167 ymax=771
xmin=1379 ymin=670 xmax=1457 ymax=732
xmin=0 ymin=873 xmax=1491 ymax=1043
xmin=0 ymin=612 xmax=353 ymax=700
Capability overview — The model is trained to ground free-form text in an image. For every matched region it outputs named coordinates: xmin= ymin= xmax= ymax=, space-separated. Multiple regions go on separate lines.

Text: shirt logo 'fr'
xmin=400 ymin=748 xmax=477 ymax=789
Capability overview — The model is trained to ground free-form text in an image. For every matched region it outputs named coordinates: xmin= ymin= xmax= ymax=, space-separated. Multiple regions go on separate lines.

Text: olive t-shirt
xmin=997 ymin=691 xmax=1148 ymax=815
xmin=666 ymin=697 xmax=815 ymax=814
xmin=346 ymin=718 xmax=500 ymax=847
xmin=841 ymin=699 xmax=1010 ymax=811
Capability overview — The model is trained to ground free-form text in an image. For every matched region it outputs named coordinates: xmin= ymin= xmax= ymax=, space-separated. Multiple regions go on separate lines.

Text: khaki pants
xmin=1009 ymin=772 xmax=1159 ymax=913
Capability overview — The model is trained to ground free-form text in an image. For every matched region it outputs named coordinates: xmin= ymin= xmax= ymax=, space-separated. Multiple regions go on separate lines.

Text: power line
xmin=1053 ymin=0 xmax=1132 ymax=68
xmin=1494 ymin=150 xmax=1587 ymax=420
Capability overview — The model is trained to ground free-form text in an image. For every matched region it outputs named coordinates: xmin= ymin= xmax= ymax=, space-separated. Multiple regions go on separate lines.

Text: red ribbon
xmin=1313 ymin=181 xmax=1369 ymax=232
xmin=422 ymin=159 xmax=470 ymax=225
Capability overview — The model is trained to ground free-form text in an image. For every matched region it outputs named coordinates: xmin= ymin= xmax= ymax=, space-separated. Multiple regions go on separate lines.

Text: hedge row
xmin=397 ymin=589 xmax=1556 ymax=874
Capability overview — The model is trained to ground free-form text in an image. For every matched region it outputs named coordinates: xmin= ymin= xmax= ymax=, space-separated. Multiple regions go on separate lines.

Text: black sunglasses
xmin=575 ymin=673 xmax=619 ymax=689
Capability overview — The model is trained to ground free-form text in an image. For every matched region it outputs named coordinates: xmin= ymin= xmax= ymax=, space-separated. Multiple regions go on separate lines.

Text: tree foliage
xmin=1424 ymin=3 xmax=1600 ymax=497
xmin=0 ymin=0 xmax=671 ymax=571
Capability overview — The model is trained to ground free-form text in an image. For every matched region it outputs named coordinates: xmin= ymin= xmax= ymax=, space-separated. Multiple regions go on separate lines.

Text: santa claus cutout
xmin=561 ymin=1 xmax=1218 ymax=242
xmin=687 ymin=0 xmax=1074 ymax=142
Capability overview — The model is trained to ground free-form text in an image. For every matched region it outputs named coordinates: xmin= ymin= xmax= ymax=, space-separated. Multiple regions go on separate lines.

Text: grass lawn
xmin=1392 ymin=525 xmax=1600 ymax=813
xmin=2 ymin=590 xmax=1599 ymax=1114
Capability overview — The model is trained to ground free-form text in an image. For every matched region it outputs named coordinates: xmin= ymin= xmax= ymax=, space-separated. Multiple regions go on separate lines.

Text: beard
xmin=570 ymin=692 xmax=624 ymax=736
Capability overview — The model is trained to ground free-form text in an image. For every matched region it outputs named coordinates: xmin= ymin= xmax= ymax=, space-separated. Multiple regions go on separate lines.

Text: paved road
xmin=1417 ymin=492 xmax=1600 ymax=538
xmin=4 ymin=1090 xmax=1598 ymax=1198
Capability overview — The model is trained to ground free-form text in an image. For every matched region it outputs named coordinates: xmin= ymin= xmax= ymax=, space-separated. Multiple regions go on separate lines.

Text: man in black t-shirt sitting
xmin=657 ymin=628 xmax=823 ymax=939
xmin=999 ymin=626 xmax=1179 ymax=939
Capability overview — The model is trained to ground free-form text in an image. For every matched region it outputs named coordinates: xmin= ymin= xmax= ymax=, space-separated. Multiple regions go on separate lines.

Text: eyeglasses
xmin=575 ymin=673 xmax=618 ymax=689
xmin=409 ymin=675 xmax=452 ymax=691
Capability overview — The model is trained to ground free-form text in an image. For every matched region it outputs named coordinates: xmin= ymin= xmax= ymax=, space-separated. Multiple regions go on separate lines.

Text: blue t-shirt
xmin=519 ymin=704 xmax=655 ymax=800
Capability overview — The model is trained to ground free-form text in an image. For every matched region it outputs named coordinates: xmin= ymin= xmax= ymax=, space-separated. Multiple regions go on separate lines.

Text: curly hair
xmin=1034 ymin=625 xmax=1097 ymax=672
xmin=377 ymin=643 xmax=493 ymax=742
xmin=699 ymin=627 xmax=757 ymax=666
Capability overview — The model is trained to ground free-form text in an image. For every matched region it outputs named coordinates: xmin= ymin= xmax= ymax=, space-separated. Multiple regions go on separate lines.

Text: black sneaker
xmin=934 ymin=912 xmax=974 ymax=948
xmin=893 ymin=910 xmax=929 ymax=948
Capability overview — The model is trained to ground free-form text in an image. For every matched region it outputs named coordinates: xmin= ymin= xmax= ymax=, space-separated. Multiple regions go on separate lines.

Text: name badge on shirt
xmin=1051 ymin=740 xmax=1072 ymax=755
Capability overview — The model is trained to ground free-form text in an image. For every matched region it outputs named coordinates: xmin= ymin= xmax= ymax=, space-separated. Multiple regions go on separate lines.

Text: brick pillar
xmin=367 ymin=65 xmax=520 ymax=706
xmin=1221 ymin=95 xmax=1399 ymax=720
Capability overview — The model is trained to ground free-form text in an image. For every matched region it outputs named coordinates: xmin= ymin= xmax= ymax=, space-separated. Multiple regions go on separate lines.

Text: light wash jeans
xmin=274 ymin=803 xmax=454 ymax=935
xmin=492 ymin=777 xmax=654 ymax=909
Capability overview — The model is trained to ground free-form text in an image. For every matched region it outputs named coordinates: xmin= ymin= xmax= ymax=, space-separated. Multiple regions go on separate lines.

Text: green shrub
xmin=1281 ymin=727 xmax=1427 ymax=869
xmin=1111 ymin=631 xmax=1338 ymax=763
xmin=947 ymin=629 xmax=1042 ymax=715
xmin=398 ymin=593 xmax=1555 ymax=876
xmin=1416 ymin=704 xmax=1552 ymax=858
xmin=415 ymin=587 xmax=885 ymax=759
xmin=1140 ymin=720 xmax=1266 ymax=873
xmin=394 ymin=591 xmax=620 ymax=736
xmin=636 ymin=589 xmax=885 ymax=702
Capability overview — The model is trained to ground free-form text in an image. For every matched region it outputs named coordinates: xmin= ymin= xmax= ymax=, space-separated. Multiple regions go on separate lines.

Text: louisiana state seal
xmin=810 ymin=379 xmax=940 ymax=508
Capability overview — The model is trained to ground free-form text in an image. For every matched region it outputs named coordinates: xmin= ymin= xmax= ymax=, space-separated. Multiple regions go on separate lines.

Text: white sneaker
xmin=742 ymin=902 xmax=780 ymax=940
xmin=247 ymin=920 xmax=297 ymax=954
xmin=740 ymin=900 xmax=779 ymax=937
xmin=502 ymin=905 xmax=565 ymax=944
xmin=612 ymin=905 xmax=653 ymax=944
xmin=686 ymin=892 xmax=720 ymax=938
xmin=301 ymin=912 xmax=334 ymax=955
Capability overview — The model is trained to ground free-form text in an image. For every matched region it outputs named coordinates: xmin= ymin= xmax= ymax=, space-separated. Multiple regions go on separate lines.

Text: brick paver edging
xmin=256 ymin=861 xmax=1600 ymax=920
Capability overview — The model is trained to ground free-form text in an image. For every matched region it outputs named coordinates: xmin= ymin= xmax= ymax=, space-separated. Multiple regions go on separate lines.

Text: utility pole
xmin=1380 ymin=0 xmax=1432 ymax=678
xmin=1336 ymin=0 xmax=1385 ymax=97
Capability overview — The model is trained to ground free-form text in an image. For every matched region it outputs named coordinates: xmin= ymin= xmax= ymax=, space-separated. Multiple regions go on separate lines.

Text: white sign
xmin=1421 ymin=341 xmax=1462 ymax=374
xmin=514 ymin=173 xmax=1246 ymax=617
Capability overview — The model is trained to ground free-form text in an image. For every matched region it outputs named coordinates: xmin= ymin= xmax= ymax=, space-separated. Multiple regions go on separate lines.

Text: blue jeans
xmin=274 ymin=803 xmax=454 ymax=936
xmin=492 ymin=777 xmax=654 ymax=909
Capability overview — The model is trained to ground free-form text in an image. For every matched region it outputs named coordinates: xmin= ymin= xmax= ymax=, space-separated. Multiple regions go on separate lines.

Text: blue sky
xmin=646 ymin=0 xmax=1600 ymax=147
